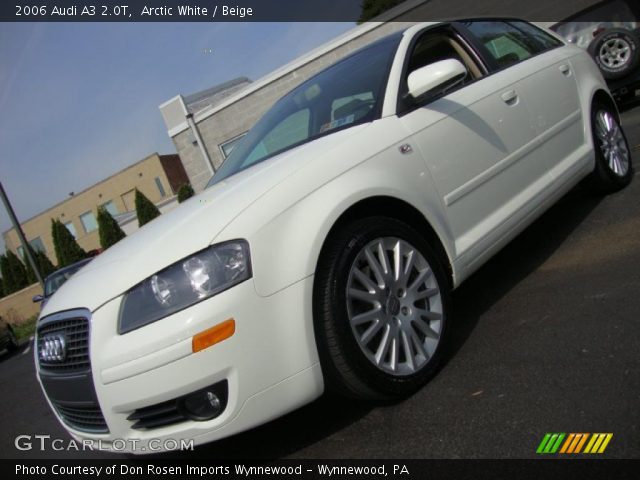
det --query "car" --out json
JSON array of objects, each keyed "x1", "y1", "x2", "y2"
[
  {"x1": 34, "y1": 19, "x2": 632, "y2": 453},
  {"x1": 548, "y1": 0, "x2": 640, "y2": 107},
  {"x1": 0, "y1": 316, "x2": 19, "y2": 354},
  {"x1": 32, "y1": 258, "x2": 93, "y2": 309}
]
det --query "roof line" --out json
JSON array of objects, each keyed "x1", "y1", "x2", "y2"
[{"x1": 2, "y1": 152, "x2": 176, "y2": 235}]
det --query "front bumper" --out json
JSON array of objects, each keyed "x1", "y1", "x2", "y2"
[{"x1": 36, "y1": 276, "x2": 323, "y2": 453}]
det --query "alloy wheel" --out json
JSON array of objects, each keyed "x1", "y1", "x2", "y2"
[
  {"x1": 595, "y1": 110, "x2": 630, "y2": 177},
  {"x1": 346, "y1": 237, "x2": 443, "y2": 376}
]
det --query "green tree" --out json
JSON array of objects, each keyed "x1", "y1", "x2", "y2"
[
  {"x1": 35, "y1": 249, "x2": 56, "y2": 277},
  {"x1": 177, "y1": 183, "x2": 195, "y2": 203},
  {"x1": 0, "y1": 251, "x2": 29, "y2": 294},
  {"x1": 51, "y1": 219, "x2": 87, "y2": 267},
  {"x1": 0, "y1": 275, "x2": 5, "y2": 299},
  {"x1": 19, "y1": 245, "x2": 53, "y2": 284},
  {"x1": 135, "y1": 189, "x2": 161, "y2": 227},
  {"x1": 97, "y1": 206, "x2": 126, "y2": 249},
  {"x1": 358, "y1": 0, "x2": 404, "y2": 23}
]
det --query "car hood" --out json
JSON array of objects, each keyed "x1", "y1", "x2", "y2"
[{"x1": 41, "y1": 125, "x2": 368, "y2": 316}]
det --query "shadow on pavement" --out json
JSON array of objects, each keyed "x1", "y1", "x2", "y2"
[
  {"x1": 446, "y1": 186, "x2": 603, "y2": 362},
  {"x1": 0, "y1": 339, "x2": 31, "y2": 364},
  {"x1": 156, "y1": 392, "x2": 371, "y2": 460}
]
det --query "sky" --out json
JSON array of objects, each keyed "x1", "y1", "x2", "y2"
[{"x1": 0, "y1": 21, "x2": 355, "y2": 248}]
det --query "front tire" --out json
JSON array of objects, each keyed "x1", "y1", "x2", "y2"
[
  {"x1": 313, "y1": 217, "x2": 451, "y2": 401},
  {"x1": 588, "y1": 101, "x2": 633, "y2": 193}
]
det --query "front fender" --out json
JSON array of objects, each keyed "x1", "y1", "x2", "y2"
[{"x1": 216, "y1": 125, "x2": 454, "y2": 298}]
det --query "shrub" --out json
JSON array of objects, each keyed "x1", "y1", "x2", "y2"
[
  {"x1": 97, "y1": 206, "x2": 126, "y2": 249},
  {"x1": 51, "y1": 219, "x2": 87, "y2": 267},
  {"x1": 177, "y1": 183, "x2": 195, "y2": 203},
  {"x1": 135, "y1": 189, "x2": 161, "y2": 227},
  {"x1": 0, "y1": 251, "x2": 29, "y2": 294}
]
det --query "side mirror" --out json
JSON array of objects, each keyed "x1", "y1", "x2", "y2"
[
  {"x1": 32, "y1": 294, "x2": 44, "y2": 303},
  {"x1": 407, "y1": 59, "x2": 468, "y2": 100}
]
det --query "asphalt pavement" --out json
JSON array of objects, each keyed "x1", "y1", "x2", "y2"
[{"x1": 1, "y1": 108, "x2": 639, "y2": 460}]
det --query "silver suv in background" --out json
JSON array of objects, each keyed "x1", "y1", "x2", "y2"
[{"x1": 549, "y1": 0, "x2": 640, "y2": 108}]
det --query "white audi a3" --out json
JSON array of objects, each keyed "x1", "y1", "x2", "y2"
[{"x1": 35, "y1": 20, "x2": 632, "y2": 453}]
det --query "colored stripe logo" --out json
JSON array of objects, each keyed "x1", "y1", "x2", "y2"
[{"x1": 537, "y1": 433, "x2": 613, "y2": 454}]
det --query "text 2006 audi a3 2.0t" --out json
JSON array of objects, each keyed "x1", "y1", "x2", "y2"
[{"x1": 35, "y1": 20, "x2": 632, "y2": 452}]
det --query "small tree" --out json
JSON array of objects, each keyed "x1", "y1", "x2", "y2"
[
  {"x1": 35, "y1": 249, "x2": 56, "y2": 277},
  {"x1": 177, "y1": 183, "x2": 195, "y2": 203},
  {"x1": 51, "y1": 219, "x2": 87, "y2": 267},
  {"x1": 0, "y1": 251, "x2": 29, "y2": 294},
  {"x1": 97, "y1": 206, "x2": 126, "y2": 249},
  {"x1": 135, "y1": 189, "x2": 161, "y2": 227},
  {"x1": 0, "y1": 276, "x2": 4, "y2": 299},
  {"x1": 358, "y1": 0, "x2": 404, "y2": 22}
]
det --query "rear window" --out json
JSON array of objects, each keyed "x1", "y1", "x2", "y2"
[{"x1": 464, "y1": 21, "x2": 562, "y2": 69}]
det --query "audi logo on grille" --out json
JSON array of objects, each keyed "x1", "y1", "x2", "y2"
[{"x1": 40, "y1": 334, "x2": 67, "y2": 362}]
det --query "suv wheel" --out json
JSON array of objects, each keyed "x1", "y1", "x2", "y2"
[{"x1": 588, "y1": 28, "x2": 639, "y2": 80}]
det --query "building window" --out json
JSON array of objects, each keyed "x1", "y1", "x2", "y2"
[
  {"x1": 155, "y1": 177, "x2": 166, "y2": 198},
  {"x1": 219, "y1": 133, "x2": 246, "y2": 159},
  {"x1": 64, "y1": 221, "x2": 78, "y2": 238},
  {"x1": 17, "y1": 237, "x2": 46, "y2": 259},
  {"x1": 80, "y1": 211, "x2": 98, "y2": 233},
  {"x1": 100, "y1": 200, "x2": 118, "y2": 216}
]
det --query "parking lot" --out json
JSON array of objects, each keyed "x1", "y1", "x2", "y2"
[{"x1": 1, "y1": 107, "x2": 639, "y2": 460}]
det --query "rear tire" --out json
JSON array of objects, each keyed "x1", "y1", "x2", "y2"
[
  {"x1": 588, "y1": 101, "x2": 633, "y2": 193},
  {"x1": 313, "y1": 216, "x2": 451, "y2": 401}
]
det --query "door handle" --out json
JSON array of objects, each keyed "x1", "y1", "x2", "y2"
[
  {"x1": 501, "y1": 90, "x2": 518, "y2": 105},
  {"x1": 559, "y1": 64, "x2": 571, "y2": 76}
]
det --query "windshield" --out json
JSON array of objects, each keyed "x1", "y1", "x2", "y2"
[
  {"x1": 44, "y1": 262, "x2": 88, "y2": 297},
  {"x1": 207, "y1": 36, "x2": 401, "y2": 186}
]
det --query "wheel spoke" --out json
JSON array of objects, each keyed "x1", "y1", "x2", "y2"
[
  {"x1": 393, "y1": 240, "x2": 402, "y2": 282},
  {"x1": 364, "y1": 246, "x2": 387, "y2": 288},
  {"x1": 413, "y1": 317, "x2": 440, "y2": 340},
  {"x1": 414, "y1": 287, "x2": 439, "y2": 301},
  {"x1": 375, "y1": 241, "x2": 391, "y2": 283},
  {"x1": 351, "y1": 307, "x2": 381, "y2": 326},
  {"x1": 400, "y1": 330, "x2": 415, "y2": 371},
  {"x1": 409, "y1": 327, "x2": 429, "y2": 360},
  {"x1": 408, "y1": 268, "x2": 432, "y2": 293},
  {"x1": 360, "y1": 318, "x2": 384, "y2": 345},
  {"x1": 348, "y1": 287, "x2": 378, "y2": 304},
  {"x1": 352, "y1": 267, "x2": 378, "y2": 293},
  {"x1": 374, "y1": 325, "x2": 392, "y2": 365}
]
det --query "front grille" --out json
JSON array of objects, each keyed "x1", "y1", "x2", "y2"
[
  {"x1": 52, "y1": 401, "x2": 109, "y2": 433},
  {"x1": 128, "y1": 400, "x2": 185, "y2": 430},
  {"x1": 37, "y1": 316, "x2": 90, "y2": 372}
]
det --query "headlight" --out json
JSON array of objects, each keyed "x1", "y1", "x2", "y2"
[{"x1": 118, "y1": 240, "x2": 251, "y2": 334}]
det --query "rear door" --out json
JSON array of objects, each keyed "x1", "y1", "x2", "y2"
[{"x1": 470, "y1": 21, "x2": 585, "y2": 179}]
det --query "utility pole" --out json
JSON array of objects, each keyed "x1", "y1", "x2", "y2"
[{"x1": 0, "y1": 181, "x2": 44, "y2": 289}]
